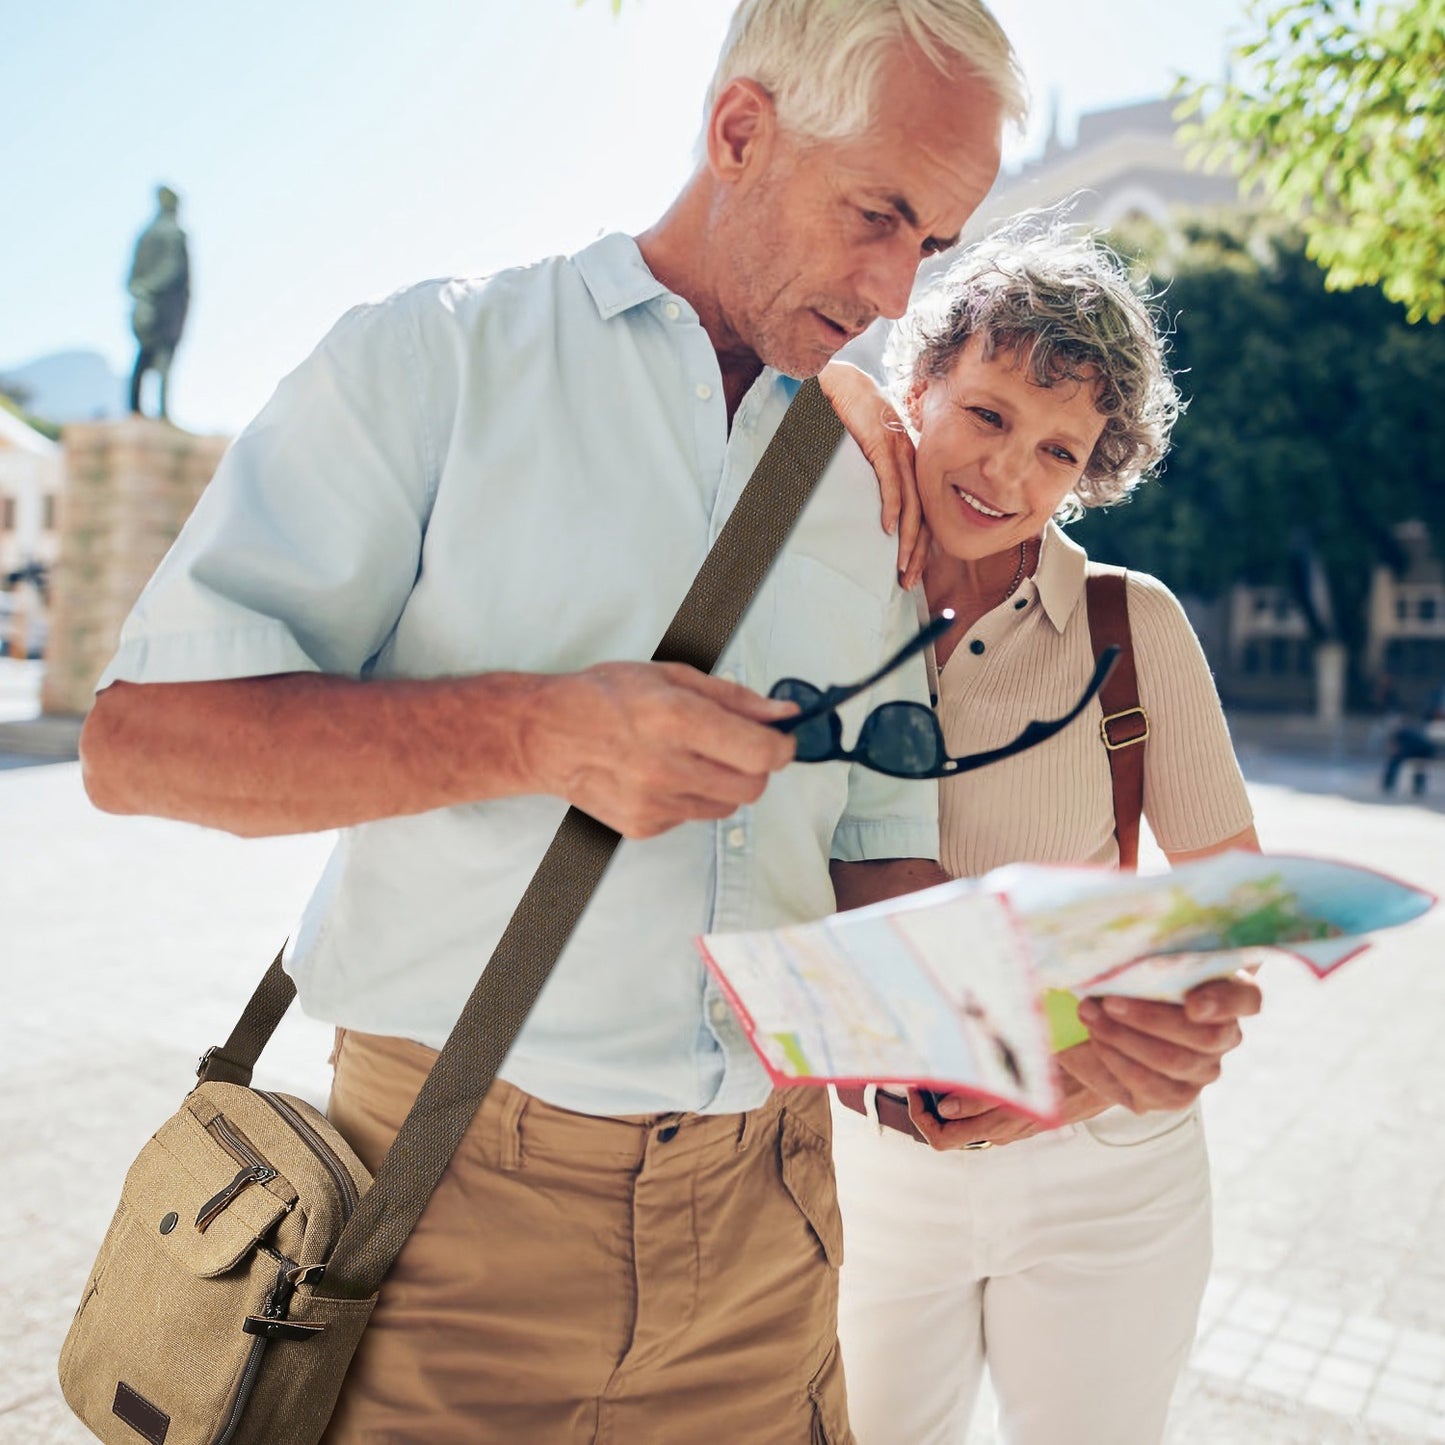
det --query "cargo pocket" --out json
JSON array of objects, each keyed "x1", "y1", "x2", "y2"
[
  {"x1": 808, "y1": 1339, "x2": 855, "y2": 1445},
  {"x1": 779, "y1": 1107, "x2": 844, "y2": 1269}
]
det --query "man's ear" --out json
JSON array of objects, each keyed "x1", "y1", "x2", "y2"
[{"x1": 705, "y1": 78, "x2": 778, "y2": 183}]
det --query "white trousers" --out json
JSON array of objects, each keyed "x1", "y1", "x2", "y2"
[{"x1": 832, "y1": 1094, "x2": 1212, "y2": 1445}]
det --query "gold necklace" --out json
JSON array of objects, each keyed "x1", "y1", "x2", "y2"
[{"x1": 1001, "y1": 540, "x2": 1028, "y2": 602}]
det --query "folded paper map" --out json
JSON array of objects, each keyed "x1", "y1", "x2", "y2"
[{"x1": 696, "y1": 853, "x2": 1434, "y2": 1123}]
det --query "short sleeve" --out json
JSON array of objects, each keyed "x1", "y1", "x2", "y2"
[
  {"x1": 1131, "y1": 574, "x2": 1255, "y2": 853},
  {"x1": 830, "y1": 584, "x2": 941, "y2": 864},
  {"x1": 97, "y1": 287, "x2": 444, "y2": 690}
]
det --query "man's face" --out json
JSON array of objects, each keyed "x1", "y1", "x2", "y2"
[{"x1": 712, "y1": 50, "x2": 1003, "y2": 378}]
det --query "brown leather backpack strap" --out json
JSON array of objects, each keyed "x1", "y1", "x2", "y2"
[{"x1": 1085, "y1": 565, "x2": 1148, "y2": 872}]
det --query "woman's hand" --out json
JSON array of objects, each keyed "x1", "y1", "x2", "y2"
[
  {"x1": 903, "y1": 1051, "x2": 1113, "y2": 1152},
  {"x1": 819, "y1": 360, "x2": 930, "y2": 588}
]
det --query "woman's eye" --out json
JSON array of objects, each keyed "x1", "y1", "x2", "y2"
[
  {"x1": 1048, "y1": 446, "x2": 1078, "y2": 464},
  {"x1": 861, "y1": 209, "x2": 889, "y2": 227},
  {"x1": 970, "y1": 408, "x2": 1001, "y2": 427}
]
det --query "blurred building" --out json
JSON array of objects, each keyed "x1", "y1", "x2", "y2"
[
  {"x1": 0, "y1": 406, "x2": 61, "y2": 657},
  {"x1": 967, "y1": 96, "x2": 1239, "y2": 240}
]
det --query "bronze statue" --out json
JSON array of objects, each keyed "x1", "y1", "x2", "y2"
[{"x1": 127, "y1": 186, "x2": 190, "y2": 420}]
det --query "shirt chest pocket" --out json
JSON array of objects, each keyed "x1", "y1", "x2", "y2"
[{"x1": 754, "y1": 554, "x2": 889, "y2": 738}]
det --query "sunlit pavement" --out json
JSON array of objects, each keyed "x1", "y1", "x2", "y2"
[{"x1": 5, "y1": 721, "x2": 1445, "y2": 1442}]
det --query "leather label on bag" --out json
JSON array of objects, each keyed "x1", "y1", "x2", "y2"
[{"x1": 112, "y1": 1381, "x2": 170, "y2": 1444}]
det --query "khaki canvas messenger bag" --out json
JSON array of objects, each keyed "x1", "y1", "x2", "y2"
[{"x1": 57, "y1": 380, "x2": 844, "y2": 1444}]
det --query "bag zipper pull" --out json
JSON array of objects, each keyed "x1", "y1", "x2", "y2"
[{"x1": 194, "y1": 1163, "x2": 277, "y2": 1232}]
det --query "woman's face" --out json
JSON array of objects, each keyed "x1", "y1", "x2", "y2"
[{"x1": 909, "y1": 335, "x2": 1108, "y2": 562}]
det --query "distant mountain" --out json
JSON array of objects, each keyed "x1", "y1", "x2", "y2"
[{"x1": 0, "y1": 350, "x2": 127, "y2": 425}]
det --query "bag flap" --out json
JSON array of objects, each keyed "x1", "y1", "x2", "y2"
[{"x1": 120, "y1": 1101, "x2": 297, "y2": 1278}]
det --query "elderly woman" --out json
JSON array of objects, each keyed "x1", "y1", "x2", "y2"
[{"x1": 824, "y1": 227, "x2": 1259, "y2": 1445}]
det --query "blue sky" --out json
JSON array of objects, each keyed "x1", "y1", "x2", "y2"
[{"x1": 1, "y1": 0, "x2": 1255, "y2": 433}]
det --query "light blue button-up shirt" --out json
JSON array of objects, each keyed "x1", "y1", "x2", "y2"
[{"x1": 99, "y1": 233, "x2": 938, "y2": 1116}]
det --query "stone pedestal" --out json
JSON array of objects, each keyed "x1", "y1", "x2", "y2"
[
  {"x1": 41, "y1": 418, "x2": 230, "y2": 716},
  {"x1": 1313, "y1": 640, "x2": 1348, "y2": 729}
]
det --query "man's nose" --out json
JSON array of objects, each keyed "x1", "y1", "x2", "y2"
[{"x1": 859, "y1": 244, "x2": 923, "y2": 321}]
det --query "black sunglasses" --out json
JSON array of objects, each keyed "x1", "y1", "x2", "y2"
[{"x1": 769, "y1": 614, "x2": 1120, "y2": 780}]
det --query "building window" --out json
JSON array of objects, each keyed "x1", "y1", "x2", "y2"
[
  {"x1": 1, "y1": 496, "x2": 14, "y2": 532},
  {"x1": 42, "y1": 494, "x2": 56, "y2": 531},
  {"x1": 1420, "y1": 596, "x2": 1438, "y2": 622}
]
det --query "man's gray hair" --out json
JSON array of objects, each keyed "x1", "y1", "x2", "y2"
[
  {"x1": 884, "y1": 216, "x2": 1181, "y2": 518},
  {"x1": 705, "y1": 0, "x2": 1027, "y2": 143}
]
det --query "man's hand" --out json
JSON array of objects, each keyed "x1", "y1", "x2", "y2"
[
  {"x1": 1057, "y1": 972, "x2": 1262, "y2": 1113},
  {"x1": 819, "y1": 361, "x2": 930, "y2": 588},
  {"x1": 524, "y1": 662, "x2": 798, "y2": 838},
  {"x1": 903, "y1": 1057, "x2": 1112, "y2": 1151}
]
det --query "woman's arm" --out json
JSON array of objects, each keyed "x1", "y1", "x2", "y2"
[{"x1": 1164, "y1": 824, "x2": 1260, "y2": 866}]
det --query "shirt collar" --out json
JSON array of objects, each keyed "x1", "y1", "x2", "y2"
[
  {"x1": 1031, "y1": 520, "x2": 1089, "y2": 634},
  {"x1": 574, "y1": 232, "x2": 675, "y2": 321},
  {"x1": 572, "y1": 232, "x2": 801, "y2": 406}
]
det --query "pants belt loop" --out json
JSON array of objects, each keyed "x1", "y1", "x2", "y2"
[
  {"x1": 863, "y1": 1083, "x2": 884, "y2": 1135},
  {"x1": 496, "y1": 1086, "x2": 527, "y2": 1172}
]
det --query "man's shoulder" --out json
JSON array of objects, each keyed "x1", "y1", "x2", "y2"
[
  {"x1": 366, "y1": 252, "x2": 579, "y2": 331},
  {"x1": 786, "y1": 434, "x2": 903, "y2": 603}
]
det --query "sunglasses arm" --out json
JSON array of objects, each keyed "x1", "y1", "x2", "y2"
[
  {"x1": 774, "y1": 613, "x2": 956, "y2": 733},
  {"x1": 939, "y1": 646, "x2": 1120, "y2": 777}
]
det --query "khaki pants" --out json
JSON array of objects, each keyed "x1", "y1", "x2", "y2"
[{"x1": 321, "y1": 1028, "x2": 854, "y2": 1444}]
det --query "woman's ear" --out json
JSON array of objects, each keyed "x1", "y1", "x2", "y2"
[{"x1": 903, "y1": 378, "x2": 927, "y2": 430}]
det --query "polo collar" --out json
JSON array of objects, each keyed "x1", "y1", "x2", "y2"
[
  {"x1": 1031, "y1": 521, "x2": 1090, "y2": 634},
  {"x1": 574, "y1": 232, "x2": 675, "y2": 321}
]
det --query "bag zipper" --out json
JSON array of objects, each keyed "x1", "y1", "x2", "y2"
[
  {"x1": 197, "y1": 1117, "x2": 277, "y2": 1232},
  {"x1": 209, "y1": 1256, "x2": 298, "y2": 1445},
  {"x1": 258, "y1": 1092, "x2": 360, "y2": 1222},
  {"x1": 207, "y1": 1114, "x2": 272, "y2": 1172}
]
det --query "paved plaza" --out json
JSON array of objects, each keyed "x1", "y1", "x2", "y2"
[{"x1": 4, "y1": 662, "x2": 1445, "y2": 1442}]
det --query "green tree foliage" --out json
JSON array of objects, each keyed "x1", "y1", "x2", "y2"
[
  {"x1": 1182, "y1": 0, "x2": 1445, "y2": 322},
  {"x1": 1072, "y1": 219, "x2": 1445, "y2": 663}
]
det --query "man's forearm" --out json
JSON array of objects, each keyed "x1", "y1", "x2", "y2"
[
  {"x1": 81, "y1": 672, "x2": 552, "y2": 838},
  {"x1": 81, "y1": 662, "x2": 798, "y2": 841},
  {"x1": 830, "y1": 856, "x2": 949, "y2": 912}
]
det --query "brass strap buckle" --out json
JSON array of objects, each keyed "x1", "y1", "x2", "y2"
[{"x1": 1100, "y1": 706, "x2": 1149, "y2": 751}]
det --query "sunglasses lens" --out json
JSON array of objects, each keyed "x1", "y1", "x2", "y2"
[
  {"x1": 770, "y1": 679, "x2": 837, "y2": 762},
  {"x1": 857, "y1": 703, "x2": 945, "y2": 777}
]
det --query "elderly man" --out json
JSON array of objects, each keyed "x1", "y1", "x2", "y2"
[{"x1": 81, "y1": 2, "x2": 1256, "y2": 1439}]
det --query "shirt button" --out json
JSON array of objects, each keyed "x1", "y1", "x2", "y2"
[
  {"x1": 709, "y1": 997, "x2": 732, "y2": 1027},
  {"x1": 726, "y1": 825, "x2": 746, "y2": 849},
  {"x1": 663, "y1": 301, "x2": 681, "y2": 320},
  {"x1": 969, "y1": 639, "x2": 986, "y2": 655},
  {"x1": 695, "y1": 383, "x2": 713, "y2": 401},
  {"x1": 656, "y1": 1121, "x2": 680, "y2": 1143},
  {"x1": 1014, "y1": 597, "x2": 1028, "y2": 610}
]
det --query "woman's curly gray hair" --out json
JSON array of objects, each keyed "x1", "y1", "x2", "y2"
[{"x1": 883, "y1": 217, "x2": 1181, "y2": 520}]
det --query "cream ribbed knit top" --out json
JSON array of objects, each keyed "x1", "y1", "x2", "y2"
[{"x1": 929, "y1": 523, "x2": 1253, "y2": 877}]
